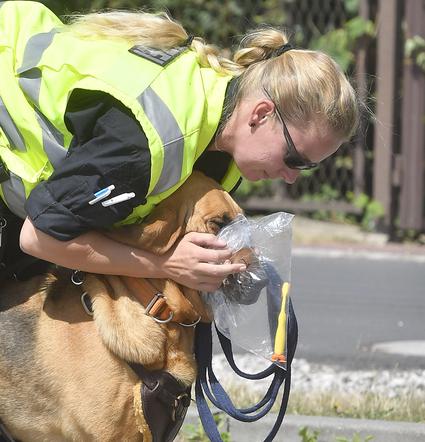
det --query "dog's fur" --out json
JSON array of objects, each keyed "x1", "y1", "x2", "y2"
[{"x1": 0, "y1": 172, "x2": 243, "y2": 442}]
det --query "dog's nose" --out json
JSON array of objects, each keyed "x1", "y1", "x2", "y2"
[{"x1": 222, "y1": 251, "x2": 269, "y2": 305}]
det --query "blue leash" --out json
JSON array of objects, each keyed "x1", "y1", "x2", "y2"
[{"x1": 195, "y1": 321, "x2": 294, "y2": 441}]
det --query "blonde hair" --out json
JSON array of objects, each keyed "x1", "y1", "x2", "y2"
[{"x1": 67, "y1": 11, "x2": 359, "y2": 140}]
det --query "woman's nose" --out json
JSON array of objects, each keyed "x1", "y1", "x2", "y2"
[{"x1": 281, "y1": 169, "x2": 300, "y2": 184}]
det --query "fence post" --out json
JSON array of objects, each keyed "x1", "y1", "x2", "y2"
[
  {"x1": 399, "y1": 0, "x2": 425, "y2": 232},
  {"x1": 353, "y1": 0, "x2": 374, "y2": 196},
  {"x1": 373, "y1": 0, "x2": 403, "y2": 231}
]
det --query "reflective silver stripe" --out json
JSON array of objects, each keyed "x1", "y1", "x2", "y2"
[
  {"x1": 18, "y1": 68, "x2": 42, "y2": 107},
  {"x1": 138, "y1": 87, "x2": 184, "y2": 195},
  {"x1": 0, "y1": 2, "x2": 5, "y2": 10},
  {"x1": 17, "y1": 71, "x2": 67, "y2": 167},
  {"x1": 17, "y1": 30, "x2": 58, "y2": 75},
  {"x1": 1, "y1": 172, "x2": 27, "y2": 219},
  {"x1": 35, "y1": 109, "x2": 66, "y2": 168},
  {"x1": 0, "y1": 96, "x2": 26, "y2": 151}
]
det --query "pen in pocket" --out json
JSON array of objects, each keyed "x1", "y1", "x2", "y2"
[
  {"x1": 88, "y1": 185, "x2": 115, "y2": 205},
  {"x1": 101, "y1": 192, "x2": 136, "y2": 207}
]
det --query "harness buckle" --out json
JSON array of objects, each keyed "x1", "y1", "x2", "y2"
[
  {"x1": 171, "y1": 392, "x2": 191, "y2": 422},
  {"x1": 145, "y1": 293, "x2": 174, "y2": 324}
]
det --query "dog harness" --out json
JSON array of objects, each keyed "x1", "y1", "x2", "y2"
[{"x1": 74, "y1": 269, "x2": 196, "y2": 442}]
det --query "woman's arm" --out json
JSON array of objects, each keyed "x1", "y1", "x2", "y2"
[{"x1": 20, "y1": 217, "x2": 245, "y2": 292}]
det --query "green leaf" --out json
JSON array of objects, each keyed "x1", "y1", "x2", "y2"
[{"x1": 344, "y1": 0, "x2": 360, "y2": 15}]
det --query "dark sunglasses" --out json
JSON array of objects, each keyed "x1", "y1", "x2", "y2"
[{"x1": 263, "y1": 89, "x2": 318, "y2": 170}]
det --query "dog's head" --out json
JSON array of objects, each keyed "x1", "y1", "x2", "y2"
[
  {"x1": 109, "y1": 171, "x2": 243, "y2": 254},
  {"x1": 93, "y1": 172, "x2": 257, "y2": 383}
]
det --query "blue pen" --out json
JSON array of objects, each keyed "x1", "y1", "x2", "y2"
[{"x1": 89, "y1": 185, "x2": 115, "y2": 205}]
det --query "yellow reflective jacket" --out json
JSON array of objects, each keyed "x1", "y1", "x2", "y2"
[{"x1": 0, "y1": 1, "x2": 241, "y2": 222}]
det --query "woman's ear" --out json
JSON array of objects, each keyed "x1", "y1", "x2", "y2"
[{"x1": 250, "y1": 100, "x2": 275, "y2": 127}]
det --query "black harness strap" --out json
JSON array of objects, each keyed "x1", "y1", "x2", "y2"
[
  {"x1": 0, "y1": 419, "x2": 16, "y2": 442},
  {"x1": 128, "y1": 362, "x2": 191, "y2": 442}
]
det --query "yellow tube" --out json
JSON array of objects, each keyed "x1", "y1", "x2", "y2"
[{"x1": 271, "y1": 282, "x2": 290, "y2": 363}]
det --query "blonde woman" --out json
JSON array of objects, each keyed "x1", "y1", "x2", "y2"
[{"x1": 0, "y1": 1, "x2": 358, "y2": 290}]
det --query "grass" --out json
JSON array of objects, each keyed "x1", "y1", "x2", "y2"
[
  {"x1": 287, "y1": 390, "x2": 425, "y2": 422},
  {"x1": 213, "y1": 385, "x2": 425, "y2": 423}
]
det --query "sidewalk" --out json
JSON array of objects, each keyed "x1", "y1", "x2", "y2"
[
  {"x1": 291, "y1": 216, "x2": 425, "y2": 257},
  {"x1": 183, "y1": 408, "x2": 425, "y2": 442}
]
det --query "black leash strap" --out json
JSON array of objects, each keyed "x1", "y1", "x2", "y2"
[
  {"x1": 195, "y1": 322, "x2": 293, "y2": 441},
  {"x1": 0, "y1": 419, "x2": 15, "y2": 442}
]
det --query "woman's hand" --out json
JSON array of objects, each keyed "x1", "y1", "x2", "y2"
[
  {"x1": 20, "y1": 218, "x2": 245, "y2": 292},
  {"x1": 158, "y1": 232, "x2": 246, "y2": 292}
]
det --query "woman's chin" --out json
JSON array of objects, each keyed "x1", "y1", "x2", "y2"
[{"x1": 243, "y1": 171, "x2": 263, "y2": 181}]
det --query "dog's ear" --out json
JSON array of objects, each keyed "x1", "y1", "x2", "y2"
[
  {"x1": 106, "y1": 203, "x2": 190, "y2": 255},
  {"x1": 134, "y1": 205, "x2": 187, "y2": 254}
]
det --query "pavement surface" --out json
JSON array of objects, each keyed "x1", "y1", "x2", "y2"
[
  {"x1": 291, "y1": 250, "x2": 425, "y2": 370},
  {"x1": 291, "y1": 216, "x2": 425, "y2": 365}
]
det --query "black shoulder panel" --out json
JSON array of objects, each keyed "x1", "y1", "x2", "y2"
[{"x1": 128, "y1": 46, "x2": 188, "y2": 67}]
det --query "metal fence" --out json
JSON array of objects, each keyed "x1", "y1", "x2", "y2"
[
  {"x1": 237, "y1": 0, "x2": 425, "y2": 236},
  {"x1": 238, "y1": 0, "x2": 366, "y2": 219}
]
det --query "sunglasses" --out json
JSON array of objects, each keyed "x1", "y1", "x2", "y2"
[{"x1": 263, "y1": 89, "x2": 318, "y2": 170}]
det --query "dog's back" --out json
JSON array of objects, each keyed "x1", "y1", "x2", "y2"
[{"x1": 0, "y1": 274, "x2": 143, "y2": 442}]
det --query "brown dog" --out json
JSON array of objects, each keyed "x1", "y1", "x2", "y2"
[{"x1": 0, "y1": 172, "x2": 244, "y2": 442}]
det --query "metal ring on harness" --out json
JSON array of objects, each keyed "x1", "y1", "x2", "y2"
[
  {"x1": 179, "y1": 315, "x2": 202, "y2": 327},
  {"x1": 145, "y1": 293, "x2": 174, "y2": 324},
  {"x1": 80, "y1": 291, "x2": 94, "y2": 316},
  {"x1": 171, "y1": 392, "x2": 191, "y2": 421},
  {"x1": 71, "y1": 270, "x2": 85, "y2": 286},
  {"x1": 151, "y1": 310, "x2": 174, "y2": 324}
]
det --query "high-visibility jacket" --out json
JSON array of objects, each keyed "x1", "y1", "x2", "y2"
[{"x1": 0, "y1": 1, "x2": 241, "y2": 222}]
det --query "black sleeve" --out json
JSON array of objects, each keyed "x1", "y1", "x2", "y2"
[{"x1": 25, "y1": 89, "x2": 152, "y2": 241}]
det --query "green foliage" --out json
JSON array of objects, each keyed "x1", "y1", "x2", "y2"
[
  {"x1": 299, "y1": 426, "x2": 320, "y2": 442},
  {"x1": 39, "y1": 0, "x2": 289, "y2": 48},
  {"x1": 405, "y1": 35, "x2": 425, "y2": 71},
  {"x1": 301, "y1": 184, "x2": 343, "y2": 223},
  {"x1": 348, "y1": 192, "x2": 385, "y2": 231},
  {"x1": 298, "y1": 426, "x2": 375, "y2": 442},
  {"x1": 343, "y1": 0, "x2": 360, "y2": 15},
  {"x1": 310, "y1": 16, "x2": 375, "y2": 71},
  {"x1": 234, "y1": 178, "x2": 275, "y2": 201},
  {"x1": 181, "y1": 413, "x2": 231, "y2": 442}
]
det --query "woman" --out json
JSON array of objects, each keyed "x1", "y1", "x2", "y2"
[{"x1": 0, "y1": 1, "x2": 358, "y2": 291}]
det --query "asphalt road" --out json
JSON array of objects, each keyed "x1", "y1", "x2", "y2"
[
  {"x1": 211, "y1": 248, "x2": 425, "y2": 370},
  {"x1": 290, "y1": 249, "x2": 425, "y2": 370}
]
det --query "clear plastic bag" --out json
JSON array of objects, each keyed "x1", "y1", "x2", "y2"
[{"x1": 202, "y1": 212, "x2": 294, "y2": 369}]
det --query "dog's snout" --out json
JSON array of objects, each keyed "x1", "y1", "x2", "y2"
[
  {"x1": 230, "y1": 248, "x2": 255, "y2": 267},
  {"x1": 221, "y1": 248, "x2": 269, "y2": 305}
]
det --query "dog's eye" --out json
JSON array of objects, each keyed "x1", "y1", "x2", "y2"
[{"x1": 207, "y1": 217, "x2": 227, "y2": 232}]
